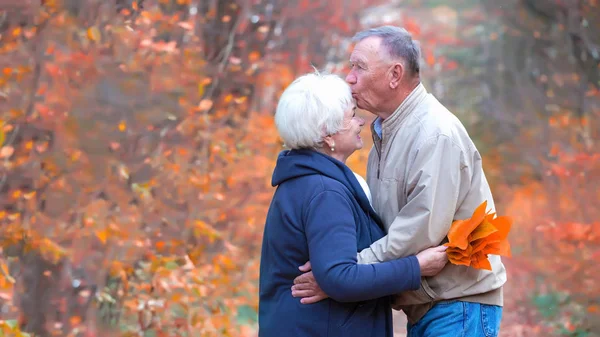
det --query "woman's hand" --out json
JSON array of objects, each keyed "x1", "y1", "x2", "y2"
[{"x1": 416, "y1": 245, "x2": 449, "y2": 277}]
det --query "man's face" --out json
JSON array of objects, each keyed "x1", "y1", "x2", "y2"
[{"x1": 345, "y1": 37, "x2": 391, "y2": 114}]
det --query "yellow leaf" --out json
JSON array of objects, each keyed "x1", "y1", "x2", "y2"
[
  {"x1": 0, "y1": 261, "x2": 15, "y2": 284},
  {"x1": 38, "y1": 238, "x2": 68, "y2": 263},
  {"x1": 0, "y1": 121, "x2": 4, "y2": 146},
  {"x1": 96, "y1": 229, "x2": 108, "y2": 244},
  {"x1": 87, "y1": 26, "x2": 101, "y2": 41},
  {"x1": 118, "y1": 120, "x2": 126, "y2": 132},
  {"x1": 194, "y1": 220, "x2": 222, "y2": 242}
]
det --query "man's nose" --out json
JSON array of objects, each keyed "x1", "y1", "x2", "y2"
[{"x1": 345, "y1": 72, "x2": 356, "y2": 84}]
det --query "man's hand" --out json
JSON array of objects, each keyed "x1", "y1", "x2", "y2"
[
  {"x1": 416, "y1": 245, "x2": 449, "y2": 277},
  {"x1": 291, "y1": 261, "x2": 329, "y2": 304}
]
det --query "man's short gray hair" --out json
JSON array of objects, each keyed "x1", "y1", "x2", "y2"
[
  {"x1": 275, "y1": 71, "x2": 353, "y2": 150},
  {"x1": 352, "y1": 26, "x2": 421, "y2": 76}
]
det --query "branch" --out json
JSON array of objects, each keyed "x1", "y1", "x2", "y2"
[
  {"x1": 23, "y1": 17, "x2": 51, "y2": 119},
  {"x1": 207, "y1": 2, "x2": 246, "y2": 98}
]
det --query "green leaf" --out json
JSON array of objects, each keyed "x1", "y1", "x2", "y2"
[
  {"x1": 164, "y1": 260, "x2": 179, "y2": 270},
  {"x1": 143, "y1": 330, "x2": 157, "y2": 337},
  {"x1": 557, "y1": 326, "x2": 589, "y2": 337},
  {"x1": 531, "y1": 292, "x2": 563, "y2": 318},
  {"x1": 4, "y1": 320, "x2": 18, "y2": 329},
  {"x1": 236, "y1": 304, "x2": 257, "y2": 324}
]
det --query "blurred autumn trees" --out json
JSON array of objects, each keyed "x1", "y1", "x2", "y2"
[
  {"x1": 488, "y1": 1, "x2": 600, "y2": 334},
  {"x1": 1, "y1": 0, "x2": 599, "y2": 336},
  {"x1": 0, "y1": 0, "x2": 381, "y2": 336},
  {"x1": 479, "y1": 0, "x2": 599, "y2": 179},
  {"x1": 397, "y1": 0, "x2": 600, "y2": 334}
]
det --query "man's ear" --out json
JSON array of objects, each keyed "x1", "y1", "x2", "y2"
[{"x1": 389, "y1": 62, "x2": 404, "y2": 89}]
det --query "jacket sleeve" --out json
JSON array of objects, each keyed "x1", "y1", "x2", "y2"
[
  {"x1": 305, "y1": 189, "x2": 421, "y2": 303},
  {"x1": 358, "y1": 135, "x2": 467, "y2": 263}
]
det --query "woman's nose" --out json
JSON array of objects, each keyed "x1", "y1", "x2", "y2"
[{"x1": 358, "y1": 117, "x2": 365, "y2": 126}]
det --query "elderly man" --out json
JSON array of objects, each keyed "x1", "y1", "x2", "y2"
[{"x1": 292, "y1": 26, "x2": 507, "y2": 336}]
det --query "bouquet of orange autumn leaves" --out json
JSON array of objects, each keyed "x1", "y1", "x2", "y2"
[{"x1": 445, "y1": 201, "x2": 512, "y2": 271}]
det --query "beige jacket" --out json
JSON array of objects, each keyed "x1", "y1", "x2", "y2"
[{"x1": 356, "y1": 84, "x2": 507, "y2": 324}]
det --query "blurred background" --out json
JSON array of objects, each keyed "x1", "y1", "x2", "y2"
[{"x1": 0, "y1": 0, "x2": 598, "y2": 336}]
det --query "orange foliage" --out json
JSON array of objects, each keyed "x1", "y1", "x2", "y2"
[
  {"x1": 491, "y1": 107, "x2": 600, "y2": 333},
  {"x1": 445, "y1": 201, "x2": 512, "y2": 270},
  {"x1": 0, "y1": 0, "x2": 386, "y2": 336}
]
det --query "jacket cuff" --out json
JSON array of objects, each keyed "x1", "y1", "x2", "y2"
[{"x1": 407, "y1": 255, "x2": 421, "y2": 291}]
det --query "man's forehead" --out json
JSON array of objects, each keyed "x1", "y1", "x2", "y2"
[
  {"x1": 350, "y1": 37, "x2": 384, "y2": 61},
  {"x1": 349, "y1": 53, "x2": 368, "y2": 63}
]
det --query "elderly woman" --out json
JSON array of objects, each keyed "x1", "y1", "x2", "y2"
[{"x1": 258, "y1": 72, "x2": 447, "y2": 337}]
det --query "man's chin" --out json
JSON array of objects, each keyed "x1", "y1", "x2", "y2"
[{"x1": 356, "y1": 103, "x2": 374, "y2": 113}]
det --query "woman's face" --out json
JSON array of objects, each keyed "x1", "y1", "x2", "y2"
[{"x1": 328, "y1": 106, "x2": 365, "y2": 161}]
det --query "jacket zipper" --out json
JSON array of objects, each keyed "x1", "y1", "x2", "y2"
[
  {"x1": 374, "y1": 135, "x2": 382, "y2": 179},
  {"x1": 371, "y1": 121, "x2": 383, "y2": 179}
]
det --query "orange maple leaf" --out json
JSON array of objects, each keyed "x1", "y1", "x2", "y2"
[{"x1": 445, "y1": 201, "x2": 513, "y2": 270}]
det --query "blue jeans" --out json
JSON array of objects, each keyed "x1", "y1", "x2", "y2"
[{"x1": 406, "y1": 301, "x2": 502, "y2": 337}]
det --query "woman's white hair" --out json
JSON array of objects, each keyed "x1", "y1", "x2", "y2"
[{"x1": 275, "y1": 71, "x2": 353, "y2": 149}]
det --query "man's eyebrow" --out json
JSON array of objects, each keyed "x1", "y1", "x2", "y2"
[{"x1": 350, "y1": 59, "x2": 367, "y2": 67}]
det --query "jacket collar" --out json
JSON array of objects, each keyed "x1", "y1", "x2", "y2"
[{"x1": 373, "y1": 83, "x2": 428, "y2": 138}]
